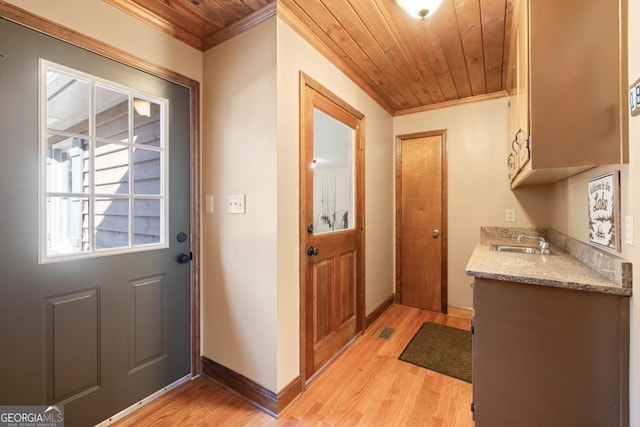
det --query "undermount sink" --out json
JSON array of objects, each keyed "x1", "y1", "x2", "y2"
[{"x1": 492, "y1": 244, "x2": 553, "y2": 255}]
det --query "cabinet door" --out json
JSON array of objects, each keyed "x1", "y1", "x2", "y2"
[
  {"x1": 507, "y1": 92, "x2": 519, "y2": 181},
  {"x1": 529, "y1": 0, "x2": 623, "y2": 168},
  {"x1": 508, "y1": 0, "x2": 530, "y2": 181},
  {"x1": 511, "y1": 0, "x2": 626, "y2": 187},
  {"x1": 515, "y1": 0, "x2": 530, "y2": 170},
  {"x1": 473, "y1": 278, "x2": 628, "y2": 427}
]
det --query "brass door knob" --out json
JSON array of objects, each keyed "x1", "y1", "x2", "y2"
[{"x1": 432, "y1": 229, "x2": 440, "y2": 238}]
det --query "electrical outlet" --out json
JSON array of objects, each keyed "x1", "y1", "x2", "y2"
[
  {"x1": 625, "y1": 215, "x2": 634, "y2": 245},
  {"x1": 505, "y1": 209, "x2": 516, "y2": 222},
  {"x1": 227, "y1": 194, "x2": 246, "y2": 214}
]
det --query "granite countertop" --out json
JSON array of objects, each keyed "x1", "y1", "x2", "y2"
[{"x1": 465, "y1": 234, "x2": 632, "y2": 297}]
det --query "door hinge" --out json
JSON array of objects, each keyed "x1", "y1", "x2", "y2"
[
  {"x1": 470, "y1": 325, "x2": 475, "y2": 335},
  {"x1": 359, "y1": 137, "x2": 364, "y2": 151},
  {"x1": 471, "y1": 402, "x2": 475, "y2": 412}
]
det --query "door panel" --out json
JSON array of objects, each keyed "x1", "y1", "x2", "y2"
[
  {"x1": 338, "y1": 251, "x2": 356, "y2": 323},
  {"x1": 397, "y1": 133, "x2": 447, "y2": 313},
  {"x1": 309, "y1": 227, "x2": 359, "y2": 377},
  {"x1": 313, "y1": 258, "x2": 334, "y2": 343},
  {"x1": 45, "y1": 290, "x2": 100, "y2": 403},
  {"x1": 129, "y1": 275, "x2": 167, "y2": 372},
  {"x1": 301, "y1": 76, "x2": 364, "y2": 381},
  {"x1": 0, "y1": 18, "x2": 190, "y2": 426},
  {"x1": 311, "y1": 242, "x2": 358, "y2": 374}
]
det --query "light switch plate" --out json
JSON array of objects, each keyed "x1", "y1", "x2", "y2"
[
  {"x1": 227, "y1": 194, "x2": 246, "y2": 214},
  {"x1": 625, "y1": 215, "x2": 634, "y2": 245},
  {"x1": 205, "y1": 194, "x2": 214, "y2": 213},
  {"x1": 505, "y1": 209, "x2": 516, "y2": 222}
]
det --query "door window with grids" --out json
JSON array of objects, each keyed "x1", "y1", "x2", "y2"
[{"x1": 40, "y1": 61, "x2": 168, "y2": 262}]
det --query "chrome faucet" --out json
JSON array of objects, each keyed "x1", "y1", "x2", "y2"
[
  {"x1": 516, "y1": 234, "x2": 550, "y2": 254},
  {"x1": 516, "y1": 234, "x2": 545, "y2": 244}
]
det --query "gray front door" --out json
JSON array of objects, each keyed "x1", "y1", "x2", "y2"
[{"x1": 0, "y1": 18, "x2": 191, "y2": 426}]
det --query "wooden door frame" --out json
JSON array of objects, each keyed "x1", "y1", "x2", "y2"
[
  {"x1": 299, "y1": 72, "x2": 366, "y2": 384},
  {"x1": 1, "y1": 3, "x2": 202, "y2": 376},
  {"x1": 395, "y1": 130, "x2": 448, "y2": 313}
]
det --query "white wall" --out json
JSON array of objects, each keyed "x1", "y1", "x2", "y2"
[
  {"x1": 276, "y1": 17, "x2": 395, "y2": 390},
  {"x1": 394, "y1": 98, "x2": 549, "y2": 308},
  {"x1": 201, "y1": 18, "x2": 278, "y2": 391},
  {"x1": 5, "y1": 0, "x2": 203, "y2": 83}
]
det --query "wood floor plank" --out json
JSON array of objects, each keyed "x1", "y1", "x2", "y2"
[{"x1": 113, "y1": 304, "x2": 473, "y2": 426}]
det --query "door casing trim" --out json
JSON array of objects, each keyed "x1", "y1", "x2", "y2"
[
  {"x1": 395, "y1": 130, "x2": 448, "y2": 313},
  {"x1": 298, "y1": 71, "x2": 366, "y2": 384},
  {"x1": 1, "y1": 2, "x2": 202, "y2": 376}
]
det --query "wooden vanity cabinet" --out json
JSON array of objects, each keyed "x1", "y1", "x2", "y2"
[
  {"x1": 508, "y1": 0, "x2": 628, "y2": 188},
  {"x1": 472, "y1": 278, "x2": 629, "y2": 427}
]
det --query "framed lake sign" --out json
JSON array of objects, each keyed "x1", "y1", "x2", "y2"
[{"x1": 588, "y1": 171, "x2": 621, "y2": 251}]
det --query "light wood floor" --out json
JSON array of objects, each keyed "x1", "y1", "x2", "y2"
[{"x1": 114, "y1": 304, "x2": 474, "y2": 426}]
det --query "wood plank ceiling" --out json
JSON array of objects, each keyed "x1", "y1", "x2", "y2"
[{"x1": 105, "y1": 0, "x2": 515, "y2": 115}]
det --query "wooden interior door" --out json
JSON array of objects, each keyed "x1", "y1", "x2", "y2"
[
  {"x1": 300, "y1": 74, "x2": 364, "y2": 381},
  {"x1": 396, "y1": 131, "x2": 447, "y2": 313}
]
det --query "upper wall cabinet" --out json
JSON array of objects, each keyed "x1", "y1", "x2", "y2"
[{"x1": 508, "y1": 0, "x2": 628, "y2": 188}]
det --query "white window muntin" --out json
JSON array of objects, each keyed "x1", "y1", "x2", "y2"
[{"x1": 39, "y1": 60, "x2": 169, "y2": 263}]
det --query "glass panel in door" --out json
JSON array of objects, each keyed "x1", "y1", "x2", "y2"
[{"x1": 312, "y1": 108, "x2": 355, "y2": 234}]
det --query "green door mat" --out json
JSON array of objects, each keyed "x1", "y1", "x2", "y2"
[{"x1": 399, "y1": 322, "x2": 472, "y2": 383}]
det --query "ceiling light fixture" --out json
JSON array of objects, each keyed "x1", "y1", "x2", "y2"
[
  {"x1": 133, "y1": 99, "x2": 151, "y2": 117},
  {"x1": 397, "y1": 0, "x2": 443, "y2": 19}
]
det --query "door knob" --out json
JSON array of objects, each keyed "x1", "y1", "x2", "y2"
[
  {"x1": 306, "y1": 246, "x2": 319, "y2": 256},
  {"x1": 432, "y1": 229, "x2": 440, "y2": 238},
  {"x1": 177, "y1": 252, "x2": 192, "y2": 264}
]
